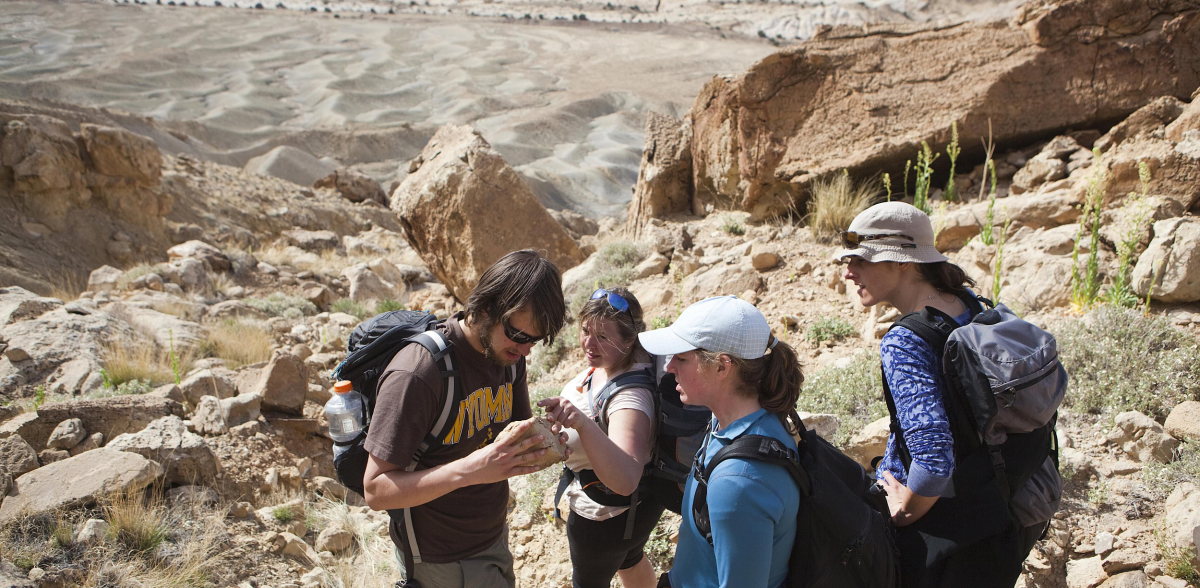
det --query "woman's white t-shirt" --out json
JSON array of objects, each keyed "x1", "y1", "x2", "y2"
[{"x1": 559, "y1": 362, "x2": 656, "y2": 521}]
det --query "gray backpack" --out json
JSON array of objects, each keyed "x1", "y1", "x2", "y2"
[{"x1": 885, "y1": 295, "x2": 1066, "y2": 529}]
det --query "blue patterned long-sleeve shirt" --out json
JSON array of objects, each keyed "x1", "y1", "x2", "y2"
[{"x1": 876, "y1": 309, "x2": 972, "y2": 497}]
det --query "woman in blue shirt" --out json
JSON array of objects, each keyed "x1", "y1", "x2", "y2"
[
  {"x1": 837, "y1": 202, "x2": 1025, "y2": 587},
  {"x1": 638, "y1": 295, "x2": 804, "y2": 588}
]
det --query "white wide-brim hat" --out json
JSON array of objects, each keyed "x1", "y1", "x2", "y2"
[
  {"x1": 638, "y1": 296, "x2": 771, "y2": 360},
  {"x1": 834, "y1": 201, "x2": 948, "y2": 264}
]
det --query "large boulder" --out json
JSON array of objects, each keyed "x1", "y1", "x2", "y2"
[
  {"x1": 0, "y1": 449, "x2": 163, "y2": 524},
  {"x1": 1164, "y1": 484, "x2": 1200, "y2": 570},
  {"x1": 0, "y1": 395, "x2": 185, "y2": 452},
  {"x1": 315, "y1": 168, "x2": 388, "y2": 205},
  {"x1": 394, "y1": 124, "x2": 585, "y2": 303},
  {"x1": 78, "y1": 123, "x2": 162, "y2": 187},
  {"x1": 0, "y1": 307, "x2": 132, "y2": 397},
  {"x1": 178, "y1": 367, "x2": 238, "y2": 407},
  {"x1": 108, "y1": 302, "x2": 205, "y2": 354},
  {"x1": 1132, "y1": 218, "x2": 1200, "y2": 302},
  {"x1": 953, "y1": 225, "x2": 1081, "y2": 311},
  {"x1": 0, "y1": 286, "x2": 63, "y2": 326},
  {"x1": 1105, "y1": 410, "x2": 1179, "y2": 463},
  {"x1": 1165, "y1": 401, "x2": 1200, "y2": 442},
  {"x1": 681, "y1": 263, "x2": 763, "y2": 304},
  {"x1": 843, "y1": 416, "x2": 891, "y2": 470},
  {"x1": 221, "y1": 393, "x2": 262, "y2": 428},
  {"x1": 244, "y1": 145, "x2": 337, "y2": 187},
  {"x1": 252, "y1": 352, "x2": 309, "y2": 415},
  {"x1": 0, "y1": 435, "x2": 39, "y2": 476},
  {"x1": 167, "y1": 240, "x2": 231, "y2": 272},
  {"x1": 625, "y1": 112, "x2": 694, "y2": 236},
  {"x1": 341, "y1": 264, "x2": 404, "y2": 303},
  {"x1": 283, "y1": 229, "x2": 341, "y2": 252},
  {"x1": 1095, "y1": 96, "x2": 1189, "y2": 152},
  {"x1": 682, "y1": 2, "x2": 1200, "y2": 220},
  {"x1": 106, "y1": 416, "x2": 220, "y2": 486},
  {"x1": 46, "y1": 418, "x2": 87, "y2": 450}
]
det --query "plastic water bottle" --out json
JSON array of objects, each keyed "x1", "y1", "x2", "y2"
[{"x1": 326, "y1": 380, "x2": 364, "y2": 457}]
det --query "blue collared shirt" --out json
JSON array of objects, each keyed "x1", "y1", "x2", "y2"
[{"x1": 670, "y1": 409, "x2": 800, "y2": 588}]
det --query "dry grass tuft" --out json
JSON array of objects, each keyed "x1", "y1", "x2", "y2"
[
  {"x1": 44, "y1": 268, "x2": 88, "y2": 301},
  {"x1": 104, "y1": 489, "x2": 169, "y2": 554},
  {"x1": 102, "y1": 340, "x2": 184, "y2": 388},
  {"x1": 306, "y1": 495, "x2": 397, "y2": 588},
  {"x1": 197, "y1": 319, "x2": 273, "y2": 369},
  {"x1": 806, "y1": 171, "x2": 880, "y2": 242}
]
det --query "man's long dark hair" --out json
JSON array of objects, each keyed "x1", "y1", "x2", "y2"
[{"x1": 465, "y1": 249, "x2": 568, "y2": 345}]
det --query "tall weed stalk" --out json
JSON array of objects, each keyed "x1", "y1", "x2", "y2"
[
  {"x1": 1103, "y1": 161, "x2": 1152, "y2": 308},
  {"x1": 1070, "y1": 148, "x2": 1106, "y2": 310},
  {"x1": 943, "y1": 122, "x2": 961, "y2": 202},
  {"x1": 911, "y1": 142, "x2": 939, "y2": 215},
  {"x1": 992, "y1": 215, "x2": 1011, "y2": 304}
]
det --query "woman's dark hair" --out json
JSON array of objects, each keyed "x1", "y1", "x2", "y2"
[
  {"x1": 465, "y1": 250, "x2": 568, "y2": 345},
  {"x1": 578, "y1": 287, "x2": 645, "y2": 373},
  {"x1": 696, "y1": 336, "x2": 804, "y2": 432},
  {"x1": 918, "y1": 261, "x2": 976, "y2": 297}
]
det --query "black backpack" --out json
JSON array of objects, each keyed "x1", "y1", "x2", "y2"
[
  {"x1": 690, "y1": 416, "x2": 898, "y2": 588},
  {"x1": 552, "y1": 360, "x2": 711, "y2": 538},
  {"x1": 883, "y1": 294, "x2": 1065, "y2": 533},
  {"x1": 328, "y1": 310, "x2": 457, "y2": 498}
]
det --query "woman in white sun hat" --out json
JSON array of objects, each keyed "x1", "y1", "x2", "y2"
[
  {"x1": 837, "y1": 201, "x2": 1032, "y2": 587},
  {"x1": 638, "y1": 295, "x2": 803, "y2": 588}
]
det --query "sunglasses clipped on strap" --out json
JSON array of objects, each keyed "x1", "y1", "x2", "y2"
[
  {"x1": 841, "y1": 231, "x2": 918, "y2": 249},
  {"x1": 590, "y1": 288, "x2": 630, "y2": 313}
]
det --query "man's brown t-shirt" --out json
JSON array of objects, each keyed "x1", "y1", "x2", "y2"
[{"x1": 364, "y1": 315, "x2": 532, "y2": 563}]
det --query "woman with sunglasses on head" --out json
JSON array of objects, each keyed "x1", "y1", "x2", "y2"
[
  {"x1": 639, "y1": 295, "x2": 803, "y2": 588},
  {"x1": 838, "y1": 202, "x2": 1030, "y2": 587},
  {"x1": 537, "y1": 287, "x2": 664, "y2": 588}
]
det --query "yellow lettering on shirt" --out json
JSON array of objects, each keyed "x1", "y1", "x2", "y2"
[{"x1": 443, "y1": 381, "x2": 514, "y2": 446}]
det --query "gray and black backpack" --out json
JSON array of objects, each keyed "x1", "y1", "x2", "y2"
[{"x1": 885, "y1": 294, "x2": 1066, "y2": 533}]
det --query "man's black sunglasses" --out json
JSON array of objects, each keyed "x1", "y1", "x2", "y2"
[{"x1": 503, "y1": 320, "x2": 545, "y2": 345}]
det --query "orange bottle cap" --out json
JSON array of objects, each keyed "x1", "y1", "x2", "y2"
[{"x1": 333, "y1": 381, "x2": 353, "y2": 394}]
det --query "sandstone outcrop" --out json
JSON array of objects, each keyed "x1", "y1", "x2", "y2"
[
  {"x1": 394, "y1": 124, "x2": 584, "y2": 302},
  {"x1": 1132, "y1": 218, "x2": 1200, "y2": 302},
  {"x1": 0, "y1": 306, "x2": 134, "y2": 397},
  {"x1": 1, "y1": 395, "x2": 185, "y2": 451},
  {"x1": 314, "y1": 168, "x2": 388, "y2": 205},
  {"x1": 106, "y1": 416, "x2": 220, "y2": 486},
  {"x1": 0, "y1": 449, "x2": 163, "y2": 524},
  {"x1": 665, "y1": 1, "x2": 1200, "y2": 220},
  {"x1": 625, "y1": 112, "x2": 694, "y2": 237}
]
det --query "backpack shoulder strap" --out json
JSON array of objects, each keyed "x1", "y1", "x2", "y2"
[
  {"x1": 691, "y1": 433, "x2": 810, "y2": 545},
  {"x1": 404, "y1": 330, "x2": 459, "y2": 462},
  {"x1": 590, "y1": 368, "x2": 657, "y2": 429}
]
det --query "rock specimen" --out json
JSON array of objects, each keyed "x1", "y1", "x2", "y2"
[
  {"x1": 501, "y1": 416, "x2": 568, "y2": 468},
  {"x1": 394, "y1": 124, "x2": 584, "y2": 303}
]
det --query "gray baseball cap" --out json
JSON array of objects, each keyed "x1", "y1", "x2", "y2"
[
  {"x1": 834, "y1": 201, "x2": 948, "y2": 264},
  {"x1": 638, "y1": 295, "x2": 772, "y2": 360}
]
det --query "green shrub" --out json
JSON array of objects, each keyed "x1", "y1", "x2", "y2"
[
  {"x1": 805, "y1": 315, "x2": 858, "y2": 344},
  {"x1": 528, "y1": 323, "x2": 579, "y2": 381},
  {"x1": 1141, "y1": 441, "x2": 1200, "y2": 499},
  {"x1": 650, "y1": 316, "x2": 671, "y2": 330},
  {"x1": 720, "y1": 216, "x2": 745, "y2": 236},
  {"x1": 1055, "y1": 306, "x2": 1200, "y2": 417},
  {"x1": 375, "y1": 299, "x2": 405, "y2": 313},
  {"x1": 566, "y1": 242, "x2": 644, "y2": 314},
  {"x1": 331, "y1": 298, "x2": 370, "y2": 320},
  {"x1": 271, "y1": 505, "x2": 295, "y2": 523},
  {"x1": 797, "y1": 351, "x2": 886, "y2": 447},
  {"x1": 245, "y1": 293, "x2": 318, "y2": 318}
]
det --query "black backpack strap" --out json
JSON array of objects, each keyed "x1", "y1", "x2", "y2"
[
  {"x1": 691, "y1": 433, "x2": 810, "y2": 545},
  {"x1": 395, "y1": 329, "x2": 460, "y2": 566},
  {"x1": 589, "y1": 369, "x2": 657, "y2": 430},
  {"x1": 881, "y1": 302, "x2": 970, "y2": 473}
]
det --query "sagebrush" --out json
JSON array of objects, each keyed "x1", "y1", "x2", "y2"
[
  {"x1": 1055, "y1": 305, "x2": 1200, "y2": 417},
  {"x1": 797, "y1": 351, "x2": 886, "y2": 447}
]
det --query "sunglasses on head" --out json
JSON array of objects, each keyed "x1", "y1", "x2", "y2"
[
  {"x1": 590, "y1": 288, "x2": 630, "y2": 313},
  {"x1": 502, "y1": 320, "x2": 544, "y2": 346},
  {"x1": 841, "y1": 231, "x2": 918, "y2": 249}
]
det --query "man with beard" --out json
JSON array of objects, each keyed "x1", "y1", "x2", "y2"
[{"x1": 364, "y1": 250, "x2": 569, "y2": 588}]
